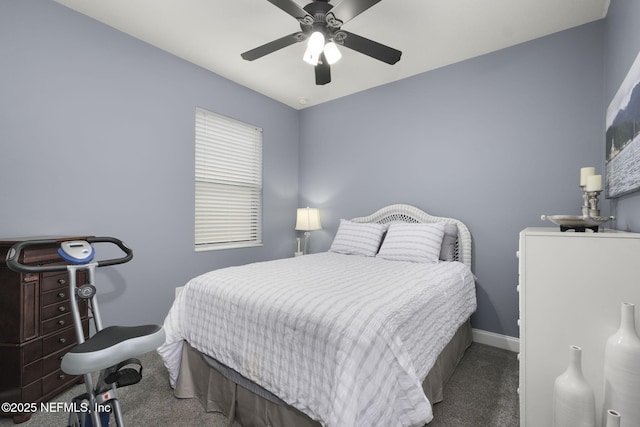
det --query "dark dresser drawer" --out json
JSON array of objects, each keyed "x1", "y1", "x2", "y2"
[
  {"x1": 22, "y1": 380, "x2": 41, "y2": 403},
  {"x1": 41, "y1": 288, "x2": 70, "y2": 307},
  {"x1": 22, "y1": 359, "x2": 42, "y2": 386},
  {"x1": 42, "y1": 345, "x2": 74, "y2": 377},
  {"x1": 42, "y1": 327, "x2": 77, "y2": 355},
  {"x1": 42, "y1": 368, "x2": 75, "y2": 396},
  {"x1": 41, "y1": 300, "x2": 72, "y2": 321},
  {"x1": 40, "y1": 272, "x2": 69, "y2": 293},
  {"x1": 23, "y1": 339, "x2": 42, "y2": 365},
  {"x1": 42, "y1": 313, "x2": 73, "y2": 336}
]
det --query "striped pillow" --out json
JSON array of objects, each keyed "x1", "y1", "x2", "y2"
[
  {"x1": 377, "y1": 223, "x2": 446, "y2": 263},
  {"x1": 329, "y1": 219, "x2": 387, "y2": 257}
]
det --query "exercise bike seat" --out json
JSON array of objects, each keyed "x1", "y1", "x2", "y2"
[{"x1": 61, "y1": 324, "x2": 165, "y2": 375}]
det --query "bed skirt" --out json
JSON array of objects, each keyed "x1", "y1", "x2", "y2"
[{"x1": 173, "y1": 319, "x2": 472, "y2": 427}]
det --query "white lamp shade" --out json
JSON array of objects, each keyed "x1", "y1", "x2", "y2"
[
  {"x1": 295, "y1": 207, "x2": 322, "y2": 231},
  {"x1": 303, "y1": 46, "x2": 320, "y2": 65},
  {"x1": 307, "y1": 31, "x2": 325, "y2": 54},
  {"x1": 323, "y1": 41, "x2": 342, "y2": 65}
]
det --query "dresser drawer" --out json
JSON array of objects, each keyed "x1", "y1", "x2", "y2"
[
  {"x1": 41, "y1": 300, "x2": 72, "y2": 321},
  {"x1": 23, "y1": 338, "x2": 42, "y2": 365},
  {"x1": 22, "y1": 379, "x2": 41, "y2": 403},
  {"x1": 42, "y1": 369, "x2": 77, "y2": 396},
  {"x1": 41, "y1": 288, "x2": 70, "y2": 306},
  {"x1": 40, "y1": 272, "x2": 69, "y2": 293},
  {"x1": 42, "y1": 327, "x2": 77, "y2": 355},
  {"x1": 22, "y1": 359, "x2": 42, "y2": 386},
  {"x1": 42, "y1": 344, "x2": 75, "y2": 377},
  {"x1": 42, "y1": 312, "x2": 73, "y2": 336}
]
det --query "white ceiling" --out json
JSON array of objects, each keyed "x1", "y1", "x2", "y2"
[{"x1": 54, "y1": 0, "x2": 609, "y2": 110}]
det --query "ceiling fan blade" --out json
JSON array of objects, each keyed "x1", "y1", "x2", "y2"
[
  {"x1": 315, "y1": 53, "x2": 331, "y2": 85},
  {"x1": 339, "y1": 31, "x2": 401, "y2": 65},
  {"x1": 266, "y1": 0, "x2": 312, "y2": 21},
  {"x1": 241, "y1": 32, "x2": 303, "y2": 61},
  {"x1": 328, "y1": 0, "x2": 383, "y2": 24}
]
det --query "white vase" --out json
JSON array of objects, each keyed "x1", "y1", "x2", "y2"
[
  {"x1": 603, "y1": 302, "x2": 640, "y2": 427},
  {"x1": 605, "y1": 410, "x2": 621, "y2": 427},
  {"x1": 553, "y1": 345, "x2": 596, "y2": 427}
]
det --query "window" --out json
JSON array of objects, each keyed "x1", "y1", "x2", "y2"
[{"x1": 195, "y1": 107, "x2": 263, "y2": 251}]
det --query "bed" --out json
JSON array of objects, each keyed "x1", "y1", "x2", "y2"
[{"x1": 158, "y1": 204, "x2": 477, "y2": 427}]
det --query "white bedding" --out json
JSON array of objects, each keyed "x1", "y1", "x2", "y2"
[{"x1": 158, "y1": 252, "x2": 476, "y2": 427}]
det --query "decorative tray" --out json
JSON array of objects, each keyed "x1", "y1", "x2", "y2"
[{"x1": 540, "y1": 214, "x2": 614, "y2": 232}]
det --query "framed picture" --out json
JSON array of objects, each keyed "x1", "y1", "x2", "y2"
[{"x1": 606, "y1": 49, "x2": 640, "y2": 198}]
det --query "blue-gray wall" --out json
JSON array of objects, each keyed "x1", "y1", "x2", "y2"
[
  {"x1": 0, "y1": 1, "x2": 300, "y2": 325},
  {"x1": 605, "y1": 0, "x2": 640, "y2": 232},
  {"x1": 299, "y1": 22, "x2": 605, "y2": 338},
  {"x1": 1, "y1": 0, "x2": 620, "y2": 338}
]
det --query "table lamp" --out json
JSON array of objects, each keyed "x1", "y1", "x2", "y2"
[{"x1": 295, "y1": 207, "x2": 322, "y2": 255}]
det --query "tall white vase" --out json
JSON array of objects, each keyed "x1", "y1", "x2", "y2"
[
  {"x1": 552, "y1": 345, "x2": 596, "y2": 427},
  {"x1": 603, "y1": 302, "x2": 640, "y2": 427},
  {"x1": 605, "y1": 410, "x2": 621, "y2": 427}
]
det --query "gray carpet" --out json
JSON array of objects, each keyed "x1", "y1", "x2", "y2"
[
  {"x1": 0, "y1": 343, "x2": 518, "y2": 426},
  {"x1": 430, "y1": 343, "x2": 520, "y2": 427}
]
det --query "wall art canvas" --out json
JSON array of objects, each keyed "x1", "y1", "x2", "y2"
[{"x1": 606, "y1": 50, "x2": 640, "y2": 198}]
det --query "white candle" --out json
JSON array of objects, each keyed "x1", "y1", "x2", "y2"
[
  {"x1": 586, "y1": 174, "x2": 602, "y2": 191},
  {"x1": 580, "y1": 167, "x2": 595, "y2": 186}
]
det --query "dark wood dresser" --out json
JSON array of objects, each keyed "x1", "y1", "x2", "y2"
[{"x1": 0, "y1": 237, "x2": 91, "y2": 423}]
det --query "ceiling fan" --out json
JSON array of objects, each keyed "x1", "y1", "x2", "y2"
[{"x1": 241, "y1": 0, "x2": 402, "y2": 85}]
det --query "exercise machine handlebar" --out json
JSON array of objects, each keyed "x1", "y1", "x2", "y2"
[{"x1": 5, "y1": 236, "x2": 133, "y2": 273}]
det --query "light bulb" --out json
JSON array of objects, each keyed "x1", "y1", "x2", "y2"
[{"x1": 323, "y1": 41, "x2": 342, "y2": 65}]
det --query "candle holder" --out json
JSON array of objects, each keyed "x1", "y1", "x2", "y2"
[
  {"x1": 580, "y1": 185, "x2": 602, "y2": 217},
  {"x1": 587, "y1": 191, "x2": 602, "y2": 217},
  {"x1": 580, "y1": 185, "x2": 590, "y2": 217}
]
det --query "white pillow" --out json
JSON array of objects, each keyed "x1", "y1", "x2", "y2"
[
  {"x1": 377, "y1": 223, "x2": 446, "y2": 263},
  {"x1": 440, "y1": 223, "x2": 458, "y2": 261},
  {"x1": 329, "y1": 219, "x2": 386, "y2": 257}
]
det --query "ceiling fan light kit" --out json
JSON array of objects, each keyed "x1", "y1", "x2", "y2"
[{"x1": 241, "y1": 0, "x2": 402, "y2": 85}]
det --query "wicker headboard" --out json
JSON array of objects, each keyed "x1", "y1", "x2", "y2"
[{"x1": 350, "y1": 204, "x2": 472, "y2": 269}]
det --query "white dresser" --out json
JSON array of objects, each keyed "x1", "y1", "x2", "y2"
[{"x1": 518, "y1": 227, "x2": 640, "y2": 427}]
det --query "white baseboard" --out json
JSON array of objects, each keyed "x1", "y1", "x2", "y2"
[{"x1": 472, "y1": 328, "x2": 520, "y2": 353}]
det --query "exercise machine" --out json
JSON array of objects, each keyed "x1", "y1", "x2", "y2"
[{"x1": 5, "y1": 237, "x2": 165, "y2": 427}]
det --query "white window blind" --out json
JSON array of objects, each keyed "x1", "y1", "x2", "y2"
[{"x1": 195, "y1": 107, "x2": 263, "y2": 251}]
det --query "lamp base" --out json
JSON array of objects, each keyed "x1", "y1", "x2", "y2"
[{"x1": 303, "y1": 231, "x2": 311, "y2": 255}]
